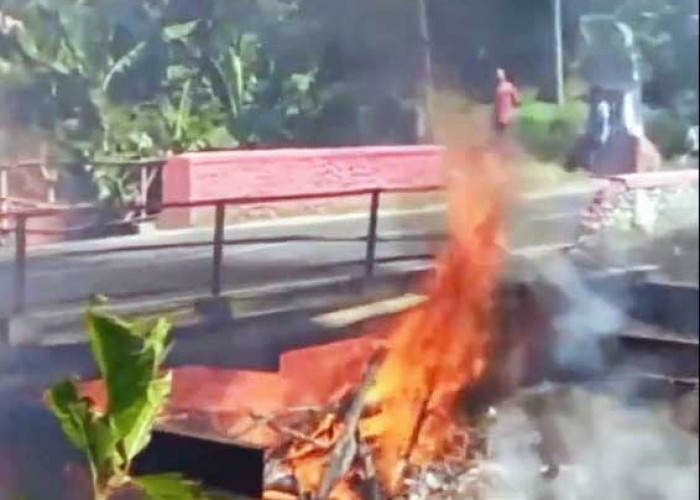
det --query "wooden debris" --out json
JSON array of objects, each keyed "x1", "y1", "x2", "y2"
[
  {"x1": 263, "y1": 491, "x2": 299, "y2": 500},
  {"x1": 316, "y1": 351, "x2": 385, "y2": 499},
  {"x1": 312, "y1": 294, "x2": 427, "y2": 329},
  {"x1": 358, "y1": 433, "x2": 385, "y2": 500},
  {"x1": 403, "y1": 388, "x2": 433, "y2": 463},
  {"x1": 251, "y1": 411, "x2": 331, "y2": 451},
  {"x1": 264, "y1": 461, "x2": 299, "y2": 496}
]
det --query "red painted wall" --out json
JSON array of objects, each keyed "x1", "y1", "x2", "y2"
[{"x1": 159, "y1": 146, "x2": 445, "y2": 227}]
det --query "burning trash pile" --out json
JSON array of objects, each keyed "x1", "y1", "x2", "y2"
[
  {"x1": 211, "y1": 153, "x2": 508, "y2": 500},
  {"x1": 72, "y1": 150, "x2": 698, "y2": 500},
  {"x1": 154, "y1": 153, "x2": 697, "y2": 500}
]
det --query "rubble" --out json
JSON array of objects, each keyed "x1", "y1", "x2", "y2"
[
  {"x1": 574, "y1": 181, "x2": 699, "y2": 278},
  {"x1": 580, "y1": 183, "x2": 699, "y2": 237},
  {"x1": 255, "y1": 383, "x2": 699, "y2": 500}
]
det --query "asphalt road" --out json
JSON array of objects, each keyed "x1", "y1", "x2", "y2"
[
  {"x1": 0, "y1": 188, "x2": 594, "y2": 340},
  {"x1": 1, "y1": 207, "x2": 442, "y2": 311}
]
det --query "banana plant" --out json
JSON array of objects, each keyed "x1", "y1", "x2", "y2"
[{"x1": 46, "y1": 310, "x2": 208, "y2": 500}]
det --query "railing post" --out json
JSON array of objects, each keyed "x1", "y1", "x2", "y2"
[
  {"x1": 39, "y1": 143, "x2": 57, "y2": 204},
  {"x1": 364, "y1": 190, "x2": 381, "y2": 279},
  {"x1": 140, "y1": 164, "x2": 149, "y2": 220},
  {"x1": 211, "y1": 202, "x2": 226, "y2": 296},
  {"x1": 14, "y1": 214, "x2": 27, "y2": 314},
  {"x1": 0, "y1": 167, "x2": 8, "y2": 238}
]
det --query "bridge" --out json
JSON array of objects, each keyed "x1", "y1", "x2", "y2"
[{"x1": 0, "y1": 149, "x2": 696, "y2": 395}]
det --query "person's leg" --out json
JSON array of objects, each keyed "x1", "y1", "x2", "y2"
[{"x1": 491, "y1": 122, "x2": 507, "y2": 150}]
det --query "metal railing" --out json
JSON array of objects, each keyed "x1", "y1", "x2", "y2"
[
  {"x1": 1, "y1": 185, "x2": 442, "y2": 315},
  {"x1": 0, "y1": 158, "x2": 165, "y2": 235}
]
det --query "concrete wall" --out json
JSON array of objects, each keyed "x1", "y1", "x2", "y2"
[{"x1": 159, "y1": 146, "x2": 445, "y2": 228}]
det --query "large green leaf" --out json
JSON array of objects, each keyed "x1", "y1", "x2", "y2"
[
  {"x1": 102, "y1": 41, "x2": 148, "y2": 94},
  {"x1": 141, "y1": 318, "x2": 173, "y2": 367},
  {"x1": 57, "y1": 4, "x2": 111, "y2": 80},
  {"x1": 175, "y1": 79, "x2": 193, "y2": 142},
  {"x1": 200, "y1": 56, "x2": 237, "y2": 116},
  {"x1": 228, "y1": 48, "x2": 245, "y2": 117},
  {"x1": 166, "y1": 64, "x2": 193, "y2": 82},
  {"x1": 14, "y1": 9, "x2": 71, "y2": 75},
  {"x1": 120, "y1": 372, "x2": 172, "y2": 461},
  {"x1": 86, "y1": 312, "x2": 145, "y2": 409},
  {"x1": 46, "y1": 380, "x2": 91, "y2": 451},
  {"x1": 85, "y1": 312, "x2": 173, "y2": 462},
  {"x1": 48, "y1": 310, "x2": 177, "y2": 499},
  {"x1": 46, "y1": 379, "x2": 119, "y2": 480},
  {"x1": 163, "y1": 21, "x2": 199, "y2": 42},
  {"x1": 203, "y1": 125, "x2": 238, "y2": 148},
  {"x1": 132, "y1": 474, "x2": 207, "y2": 500}
]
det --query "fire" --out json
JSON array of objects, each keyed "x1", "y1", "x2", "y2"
[
  {"x1": 282, "y1": 149, "x2": 507, "y2": 497},
  {"x1": 79, "y1": 148, "x2": 509, "y2": 500},
  {"x1": 364, "y1": 156, "x2": 504, "y2": 485}
]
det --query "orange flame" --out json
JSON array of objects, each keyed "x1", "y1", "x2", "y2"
[
  {"x1": 364, "y1": 149, "x2": 506, "y2": 490},
  {"x1": 80, "y1": 145, "x2": 509, "y2": 500},
  {"x1": 285, "y1": 148, "x2": 508, "y2": 497},
  {"x1": 362, "y1": 151, "x2": 505, "y2": 489}
]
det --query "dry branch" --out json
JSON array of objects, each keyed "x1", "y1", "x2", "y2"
[
  {"x1": 358, "y1": 432, "x2": 385, "y2": 500},
  {"x1": 316, "y1": 350, "x2": 385, "y2": 499},
  {"x1": 250, "y1": 410, "x2": 331, "y2": 451}
]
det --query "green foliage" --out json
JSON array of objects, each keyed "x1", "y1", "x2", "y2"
[
  {"x1": 579, "y1": 0, "x2": 699, "y2": 114},
  {"x1": 132, "y1": 474, "x2": 209, "y2": 500},
  {"x1": 0, "y1": 0, "x2": 322, "y2": 164},
  {"x1": 48, "y1": 380, "x2": 120, "y2": 496},
  {"x1": 514, "y1": 98, "x2": 587, "y2": 162},
  {"x1": 645, "y1": 109, "x2": 689, "y2": 159},
  {"x1": 46, "y1": 310, "x2": 206, "y2": 500},
  {"x1": 0, "y1": 0, "x2": 421, "y2": 167}
]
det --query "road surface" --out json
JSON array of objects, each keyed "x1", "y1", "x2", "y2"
[{"x1": 0, "y1": 187, "x2": 595, "y2": 343}]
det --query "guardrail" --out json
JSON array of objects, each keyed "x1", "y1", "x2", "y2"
[
  {"x1": 0, "y1": 158, "x2": 164, "y2": 233},
  {"x1": 0, "y1": 185, "x2": 442, "y2": 315}
]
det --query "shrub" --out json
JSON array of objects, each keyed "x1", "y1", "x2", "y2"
[
  {"x1": 46, "y1": 310, "x2": 210, "y2": 500},
  {"x1": 645, "y1": 109, "x2": 690, "y2": 159},
  {"x1": 514, "y1": 99, "x2": 587, "y2": 163}
]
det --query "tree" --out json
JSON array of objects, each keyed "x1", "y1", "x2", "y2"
[
  {"x1": 0, "y1": 0, "x2": 428, "y2": 182},
  {"x1": 579, "y1": 0, "x2": 699, "y2": 120},
  {"x1": 0, "y1": 0, "x2": 323, "y2": 162},
  {"x1": 0, "y1": 0, "x2": 332, "y2": 211}
]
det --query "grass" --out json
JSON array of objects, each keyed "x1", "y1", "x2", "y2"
[{"x1": 514, "y1": 157, "x2": 591, "y2": 194}]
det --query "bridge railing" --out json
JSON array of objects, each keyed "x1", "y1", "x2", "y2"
[
  {"x1": 0, "y1": 158, "x2": 165, "y2": 234},
  {"x1": 0, "y1": 185, "x2": 443, "y2": 315}
]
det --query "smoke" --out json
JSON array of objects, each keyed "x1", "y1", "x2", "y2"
[
  {"x1": 483, "y1": 384, "x2": 699, "y2": 500},
  {"x1": 476, "y1": 241, "x2": 698, "y2": 499},
  {"x1": 525, "y1": 253, "x2": 627, "y2": 380}
]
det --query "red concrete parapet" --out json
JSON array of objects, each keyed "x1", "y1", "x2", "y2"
[{"x1": 159, "y1": 146, "x2": 445, "y2": 228}]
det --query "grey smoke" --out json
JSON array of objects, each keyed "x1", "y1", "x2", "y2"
[
  {"x1": 484, "y1": 384, "x2": 699, "y2": 500},
  {"x1": 529, "y1": 254, "x2": 626, "y2": 378}
]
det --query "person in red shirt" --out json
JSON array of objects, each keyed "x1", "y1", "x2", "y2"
[{"x1": 493, "y1": 68, "x2": 521, "y2": 134}]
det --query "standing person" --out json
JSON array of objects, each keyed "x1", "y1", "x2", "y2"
[
  {"x1": 686, "y1": 125, "x2": 699, "y2": 158},
  {"x1": 588, "y1": 88, "x2": 611, "y2": 169},
  {"x1": 587, "y1": 87, "x2": 611, "y2": 147},
  {"x1": 683, "y1": 124, "x2": 699, "y2": 168},
  {"x1": 493, "y1": 68, "x2": 521, "y2": 135}
]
